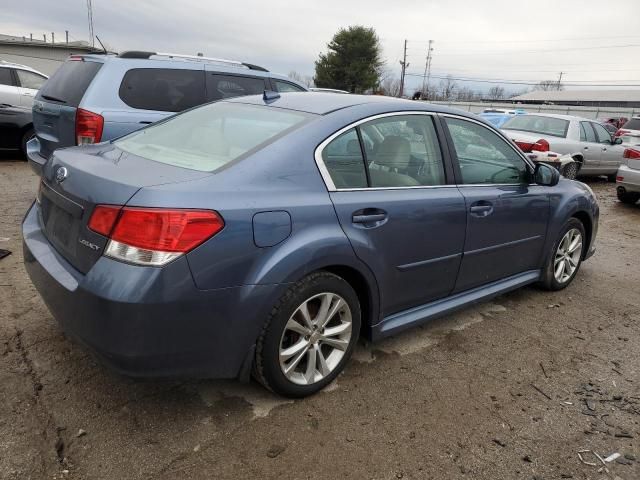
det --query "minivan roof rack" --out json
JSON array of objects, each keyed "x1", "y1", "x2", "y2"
[{"x1": 117, "y1": 51, "x2": 269, "y2": 71}]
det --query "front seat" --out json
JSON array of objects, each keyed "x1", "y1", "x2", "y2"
[{"x1": 369, "y1": 136, "x2": 418, "y2": 187}]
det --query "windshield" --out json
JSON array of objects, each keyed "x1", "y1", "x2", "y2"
[
  {"x1": 502, "y1": 115, "x2": 569, "y2": 138},
  {"x1": 115, "y1": 102, "x2": 311, "y2": 172}
]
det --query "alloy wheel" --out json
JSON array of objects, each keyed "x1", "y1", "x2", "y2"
[
  {"x1": 554, "y1": 228, "x2": 583, "y2": 283},
  {"x1": 278, "y1": 292, "x2": 352, "y2": 385}
]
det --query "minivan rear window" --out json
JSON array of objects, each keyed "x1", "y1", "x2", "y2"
[
  {"x1": 119, "y1": 68, "x2": 206, "y2": 112},
  {"x1": 114, "y1": 102, "x2": 311, "y2": 172},
  {"x1": 38, "y1": 60, "x2": 102, "y2": 106},
  {"x1": 502, "y1": 115, "x2": 569, "y2": 138}
]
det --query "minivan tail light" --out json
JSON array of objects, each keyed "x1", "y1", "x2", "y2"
[
  {"x1": 76, "y1": 108, "x2": 104, "y2": 145},
  {"x1": 88, "y1": 206, "x2": 224, "y2": 266},
  {"x1": 532, "y1": 139, "x2": 550, "y2": 152},
  {"x1": 623, "y1": 148, "x2": 640, "y2": 159}
]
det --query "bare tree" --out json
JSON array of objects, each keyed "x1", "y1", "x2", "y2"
[
  {"x1": 456, "y1": 86, "x2": 477, "y2": 102},
  {"x1": 509, "y1": 88, "x2": 529, "y2": 98},
  {"x1": 288, "y1": 70, "x2": 315, "y2": 88},
  {"x1": 438, "y1": 75, "x2": 457, "y2": 100},
  {"x1": 535, "y1": 79, "x2": 564, "y2": 91},
  {"x1": 380, "y1": 77, "x2": 401, "y2": 97},
  {"x1": 487, "y1": 86, "x2": 505, "y2": 100}
]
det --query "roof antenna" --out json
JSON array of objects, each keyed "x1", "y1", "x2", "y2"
[
  {"x1": 95, "y1": 35, "x2": 108, "y2": 53},
  {"x1": 263, "y1": 90, "x2": 280, "y2": 103}
]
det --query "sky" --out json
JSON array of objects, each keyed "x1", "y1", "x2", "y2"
[{"x1": 3, "y1": 0, "x2": 640, "y2": 94}]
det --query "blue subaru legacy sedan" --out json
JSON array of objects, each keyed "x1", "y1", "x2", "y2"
[{"x1": 23, "y1": 92, "x2": 599, "y2": 397}]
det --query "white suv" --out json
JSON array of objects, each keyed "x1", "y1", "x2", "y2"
[
  {"x1": 0, "y1": 61, "x2": 48, "y2": 107},
  {"x1": 617, "y1": 116, "x2": 640, "y2": 144}
]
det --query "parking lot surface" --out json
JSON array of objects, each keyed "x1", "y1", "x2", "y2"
[{"x1": 1, "y1": 158, "x2": 638, "y2": 480}]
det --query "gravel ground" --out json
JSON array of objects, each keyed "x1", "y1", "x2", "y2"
[{"x1": 1, "y1": 157, "x2": 638, "y2": 480}]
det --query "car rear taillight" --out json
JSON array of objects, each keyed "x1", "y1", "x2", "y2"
[
  {"x1": 88, "y1": 206, "x2": 224, "y2": 266},
  {"x1": 615, "y1": 129, "x2": 630, "y2": 137},
  {"x1": 616, "y1": 176, "x2": 624, "y2": 182},
  {"x1": 623, "y1": 148, "x2": 640, "y2": 159},
  {"x1": 514, "y1": 140, "x2": 534, "y2": 152},
  {"x1": 532, "y1": 139, "x2": 550, "y2": 152},
  {"x1": 76, "y1": 108, "x2": 104, "y2": 145}
]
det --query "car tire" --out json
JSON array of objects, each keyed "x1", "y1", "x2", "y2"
[
  {"x1": 617, "y1": 189, "x2": 640, "y2": 205},
  {"x1": 254, "y1": 271, "x2": 361, "y2": 398},
  {"x1": 562, "y1": 162, "x2": 579, "y2": 180},
  {"x1": 538, "y1": 218, "x2": 586, "y2": 291},
  {"x1": 21, "y1": 128, "x2": 35, "y2": 160}
]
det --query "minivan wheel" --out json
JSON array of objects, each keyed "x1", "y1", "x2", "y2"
[
  {"x1": 254, "y1": 271, "x2": 361, "y2": 397},
  {"x1": 539, "y1": 218, "x2": 585, "y2": 291}
]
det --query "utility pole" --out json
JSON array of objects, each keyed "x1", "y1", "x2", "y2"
[
  {"x1": 87, "y1": 0, "x2": 95, "y2": 47},
  {"x1": 399, "y1": 39, "x2": 408, "y2": 98},
  {"x1": 557, "y1": 71, "x2": 563, "y2": 90},
  {"x1": 65, "y1": 30, "x2": 69, "y2": 44},
  {"x1": 421, "y1": 40, "x2": 434, "y2": 100},
  {"x1": 51, "y1": 32, "x2": 55, "y2": 44}
]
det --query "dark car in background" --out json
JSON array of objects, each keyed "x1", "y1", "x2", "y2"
[
  {"x1": 23, "y1": 93, "x2": 599, "y2": 397},
  {"x1": 0, "y1": 103, "x2": 34, "y2": 156},
  {"x1": 27, "y1": 51, "x2": 307, "y2": 173}
]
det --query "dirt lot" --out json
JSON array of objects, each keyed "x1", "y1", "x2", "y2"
[{"x1": 1, "y1": 158, "x2": 639, "y2": 480}]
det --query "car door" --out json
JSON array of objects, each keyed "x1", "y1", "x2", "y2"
[
  {"x1": 578, "y1": 121, "x2": 602, "y2": 171},
  {"x1": 14, "y1": 69, "x2": 47, "y2": 107},
  {"x1": 441, "y1": 115, "x2": 550, "y2": 293},
  {"x1": 0, "y1": 68, "x2": 21, "y2": 106},
  {"x1": 591, "y1": 121, "x2": 624, "y2": 173},
  {"x1": 319, "y1": 113, "x2": 467, "y2": 317}
]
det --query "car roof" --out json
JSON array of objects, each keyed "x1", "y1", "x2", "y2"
[
  {"x1": 0, "y1": 61, "x2": 47, "y2": 77},
  {"x1": 512, "y1": 112, "x2": 590, "y2": 122},
  {"x1": 226, "y1": 92, "x2": 474, "y2": 116}
]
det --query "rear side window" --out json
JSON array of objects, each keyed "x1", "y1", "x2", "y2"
[
  {"x1": 580, "y1": 122, "x2": 597, "y2": 142},
  {"x1": 115, "y1": 102, "x2": 310, "y2": 172},
  {"x1": 502, "y1": 115, "x2": 569, "y2": 138},
  {"x1": 16, "y1": 70, "x2": 46, "y2": 90},
  {"x1": 206, "y1": 74, "x2": 266, "y2": 101},
  {"x1": 273, "y1": 80, "x2": 306, "y2": 93},
  {"x1": 622, "y1": 118, "x2": 640, "y2": 130},
  {"x1": 0, "y1": 68, "x2": 14, "y2": 87},
  {"x1": 119, "y1": 68, "x2": 206, "y2": 112},
  {"x1": 38, "y1": 60, "x2": 102, "y2": 106},
  {"x1": 322, "y1": 129, "x2": 368, "y2": 189}
]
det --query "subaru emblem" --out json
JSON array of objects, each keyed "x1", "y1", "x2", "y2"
[{"x1": 55, "y1": 166, "x2": 68, "y2": 183}]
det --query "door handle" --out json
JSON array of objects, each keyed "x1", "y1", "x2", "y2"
[
  {"x1": 583, "y1": 146, "x2": 589, "y2": 150},
  {"x1": 139, "y1": 121, "x2": 153, "y2": 125},
  {"x1": 469, "y1": 201, "x2": 494, "y2": 217},
  {"x1": 352, "y1": 208, "x2": 388, "y2": 226}
]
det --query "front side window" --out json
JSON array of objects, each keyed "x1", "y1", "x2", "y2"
[
  {"x1": 591, "y1": 122, "x2": 613, "y2": 143},
  {"x1": 16, "y1": 70, "x2": 46, "y2": 90},
  {"x1": 274, "y1": 80, "x2": 306, "y2": 93},
  {"x1": 580, "y1": 122, "x2": 597, "y2": 142},
  {"x1": 206, "y1": 74, "x2": 266, "y2": 101},
  {"x1": 502, "y1": 115, "x2": 569, "y2": 138},
  {"x1": 115, "y1": 102, "x2": 310, "y2": 172},
  {"x1": 445, "y1": 117, "x2": 528, "y2": 185},
  {"x1": 119, "y1": 68, "x2": 206, "y2": 112}
]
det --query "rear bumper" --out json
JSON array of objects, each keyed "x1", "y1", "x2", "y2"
[
  {"x1": 26, "y1": 137, "x2": 47, "y2": 176},
  {"x1": 616, "y1": 164, "x2": 640, "y2": 193},
  {"x1": 22, "y1": 202, "x2": 283, "y2": 378}
]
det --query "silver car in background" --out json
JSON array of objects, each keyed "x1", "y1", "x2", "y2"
[
  {"x1": 502, "y1": 113, "x2": 626, "y2": 179},
  {"x1": 616, "y1": 147, "x2": 640, "y2": 205}
]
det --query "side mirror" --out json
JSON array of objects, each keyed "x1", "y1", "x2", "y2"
[
  {"x1": 612, "y1": 137, "x2": 623, "y2": 145},
  {"x1": 534, "y1": 163, "x2": 560, "y2": 186}
]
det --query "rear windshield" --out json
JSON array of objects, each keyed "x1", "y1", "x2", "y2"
[
  {"x1": 622, "y1": 118, "x2": 640, "y2": 130},
  {"x1": 114, "y1": 102, "x2": 311, "y2": 172},
  {"x1": 38, "y1": 60, "x2": 102, "y2": 106},
  {"x1": 502, "y1": 115, "x2": 569, "y2": 138}
]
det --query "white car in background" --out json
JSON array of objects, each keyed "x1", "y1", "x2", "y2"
[
  {"x1": 502, "y1": 113, "x2": 627, "y2": 180},
  {"x1": 615, "y1": 116, "x2": 640, "y2": 143},
  {"x1": 0, "y1": 61, "x2": 48, "y2": 107},
  {"x1": 616, "y1": 147, "x2": 640, "y2": 205}
]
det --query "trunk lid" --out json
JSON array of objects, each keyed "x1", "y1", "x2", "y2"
[{"x1": 39, "y1": 144, "x2": 212, "y2": 273}]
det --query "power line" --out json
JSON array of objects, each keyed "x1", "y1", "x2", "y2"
[
  {"x1": 421, "y1": 43, "x2": 640, "y2": 56},
  {"x1": 403, "y1": 73, "x2": 640, "y2": 87},
  {"x1": 404, "y1": 35, "x2": 640, "y2": 45}
]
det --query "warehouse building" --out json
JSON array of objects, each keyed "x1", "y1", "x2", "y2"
[
  {"x1": 511, "y1": 89, "x2": 640, "y2": 108},
  {"x1": 0, "y1": 33, "x2": 103, "y2": 75}
]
